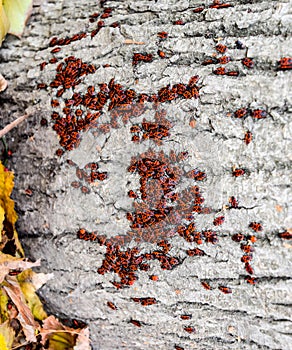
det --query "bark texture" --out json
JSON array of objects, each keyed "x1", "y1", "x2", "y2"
[{"x1": 0, "y1": 0, "x2": 291, "y2": 349}]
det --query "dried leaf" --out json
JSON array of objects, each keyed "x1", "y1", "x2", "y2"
[
  {"x1": 3, "y1": 0, "x2": 33, "y2": 38},
  {"x1": 0, "y1": 74, "x2": 8, "y2": 92},
  {"x1": 74, "y1": 327, "x2": 90, "y2": 350},
  {"x1": 0, "y1": 252, "x2": 40, "y2": 283},
  {"x1": 40, "y1": 315, "x2": 88, "y2": 350},
  {"x1": 0, "y1": 2, "x2": 10, "y2": 46},
  {"x1": 0, "y1": 321, "x2": 15, "y2": 350},
  {"x1": 3, "y1": 277, "x2": 37, "y2": 342},
  {"x1": 17, "y1": 269, "x2": 51, "y2": 321},
  {"x1": 0, "y1": 162, "x2": 24, "y2": 257}
]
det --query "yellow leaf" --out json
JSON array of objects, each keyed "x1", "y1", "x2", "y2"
[
  {"x1": 0, "y1": 321, "x2": 15, "y2": 350},
  {"x1": 17, "y1": 270, "x2": 49, "y2": 321},
  {"x1": 3, "y1": 0, "x2": 33, "y2": 38},
  {"x1": 0, "y1": 288, "x2": 9, "y2": 323},
  {"x1": 0, "y1": 162, "x2": 24, "y2": 257},
  {"x1": 0, "y1": 2, "x2": 10, "y2": 46}
]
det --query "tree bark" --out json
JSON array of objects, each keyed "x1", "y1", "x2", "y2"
[{"x1": 0, "y1": 0, "x2": 291, "y2": 349}]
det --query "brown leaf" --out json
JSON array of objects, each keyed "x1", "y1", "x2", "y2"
[
  {"x1": 0, "y1": 252, "x2": 40, "y2": 283},
  {"x1": 3, "y1": 276, "x2": 37, "y2": 342},
  {"x1": 40, "y1": 315, "x2": 90, "y2": 350}
]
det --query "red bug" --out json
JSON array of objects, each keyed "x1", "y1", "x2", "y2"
[
  {"x1": 158, "y1": 50, "x2": 166, "y2": 58},
  {"x1": 242, "y1": 58, "x2": 254, "y2": 68},
  {"x1": 51, "y1": 47, "x2": 61, "y2": 54},
  {"x1": 49, "y1": 37, "x2": 58, "y2": 47},
  {"x1": 213, "y1": 216, "x2": 225, "y2": 226},
  {"x1": 40, "y1": 118, "x2": 48, "y2": 127},
  {"x1": 251, "y1": 109, "x2": 267, "y2": 119},
  {"x1": 193, "y1": 6, "x2": 205, "y2": 13},
  {"x1": 244, "y1": 131, "x2": 252, "y2": 145},
  {"x1": 186, "y1": 248, "x2": 205, "y2": 257},
  {"x1": 130, "y1": 320, "x2": 142, "y2": 327},
  {"x1": 245, "y1": 276, "x2": 257, "y2": 285},
  {"x1": 278, "y1": 230, "x2": 292, "y2": 240},
  {"x1": 218, "y1": 56, "x2": 231, "y2": 64},
  {"x1": 37, "y1": 83, "x2": 47, "y2": 89},
  {"x1": 173, "y1": 20, "x2": 184, "y2": 25},
  {"x1": 232, "y1": 168, "x2": 245, "y2": 177},
  {"x1": 216, "y1": 44, "x2": 227, "y2": 54},
  {"x1": 201, "y1": 281, "x2": 212, "y2": 290},
  {"x1": 107, "y1": 301, "x2": 117, "y2": 310},
  {"x1": 110, "y1": 21, "x2": 120, "y2": 28},
  {"x1": 229, "y1": 196, "x2": 239, "y2": 208},
  {"x1": 249, "y1": 222, "x2": 263, "y2": 232},
  {"x1": 128, "y1": 190, "x2": 138, "y2": 199},
  {"x1": 49, "y1": 57, "x2": 58, "y2": 64},
  {"x1": 218, "y1": 286, "x2": 232, "y2": 294},
  {"x1": 213, "y1": 67, "x2": 226, "y2": 75},
  {"x1": 278, "y1": 57, "x2": 292, "y2": 70},
  {"x1": 241, "y1": 244, "x2": 255, "y2": 253},
  {"x1": 202, "y1": 58, "x2": 217, "y2": 65},
  {"x1": 149, "y1": 275, "x2": 159, "y2": 281},
  {"x1": 249, "y1": 235, "x2": 257, "y2": 243},
  {"x1": 55, "y1": 149, "x2": 64, "y2": 157},
  {"x1": 174, "y1": 346, "x2": 184, "y2": 350},
  {"x1": 234, "y1": 108, "x2": 248, "y2": 118},
  {"x1": 209, "y1": 1, "x2": 233, "y2": 9},
  {"x1": 184, "y1": 326, "x2": 196, "y2": 333},
  {"x1": 40, "y1": 62, "x2": 47, "y2": 71},
  {"x1": 51, "y1": 99, "x2": 60, "y2": 107},
  {"x1": 226, "y1": 71, "x2": 239, "y2": 76},
  {"x1": 81, "y1": 186, "x2": 90, "y2": 194},
  {"x1": 157, "y1": 31, "x2": 168, "y2": 39},
  {"x1": 241, "y1": 254, "x2": 253, "y2": 263},
  {"x1": 180, "y1": 315, "x2": 192, "y2": 320},
  {"x1": 231, "y1": 233, "x2": 244, "y2": 242},
  {"x1": 245, "y1": 262, "x2": 254, "y2": 275}
]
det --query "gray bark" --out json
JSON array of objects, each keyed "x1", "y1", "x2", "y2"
[{"x1": 0, "y1": 0, "x2": 291, "y2": 349}]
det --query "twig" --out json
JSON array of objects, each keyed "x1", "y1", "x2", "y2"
[
  {"x1": 0, "y1": 114, "x2": 29, "y2": 138},
  {"x1": 124, "y1": 39, "x2": 145, "y2": 45}
]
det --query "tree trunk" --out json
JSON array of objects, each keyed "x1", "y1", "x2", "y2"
[{"x1": 0, "y1": 0, "x2": 291, "y2": 349}]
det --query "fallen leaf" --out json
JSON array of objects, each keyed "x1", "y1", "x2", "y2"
[
  {"x1": 0, "y1": 74, "x2": 8, "y2": 92},
  {"x1": 0, "y1": 252, "x2": 40, "y2": 283},
  {"x1": 74, "y1": 327, "x2": 90, "y2": 350},
  {"x1": 17, "y1": 269, "x2": 51, "y2": 321},
  {"x1": 3, "y1": 276, "x2": 37, "y2": 342},
  {"x1": 0, "y1": 3, "x2": 10, "y2": 45},
  {"x1": 40, "y1": 315, "x2": 88, "y2": 350},
  {"x1": 0, "y1": 321, "x2": 15, "y2": 350},
  {"x1": 3, "y1": 0, "x2": 33, "y2": 38}
]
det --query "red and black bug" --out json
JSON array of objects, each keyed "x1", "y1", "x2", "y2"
[
  {"x1": 245, "y1": 262, "x2": 254, "y2": 275},
  {"x1": 278, "y1": 230, "x2": 292, "y2": 240},
  {"x1": 157, "y1": 31, "x2": 168, "y2": 39},
  {"x1": 229, "y1": 196, "x2": 239, "y2": 208},
  {"x1": 278, "y1": 57, "x2": 292, "y2": 70},
  {"x1": 232, "y1": 233, "x2": 244, "y2": 242},
  {"x1": 218, "y1": 286, "x2": 232, "y2": 294},
  {"x1": 184, "y1": 326, "x2": 196, "y2": 333},
  {"x1": 107, "y1": 301, "x2": 117, "y2": 310},
  {"x1": 213, "y1": 67, "x2": 226, "y2": 75},
  {"x1": 51, "y1": 47, "x2": 61, "y2": 54},
  {"x1": 201, "y1": 281, "x2": 212, "y2": 290},
  {"x1": 215, "y1": 44, "x2": 227, "y2": 54},
  {"x1": 218, "y1": 56, "x2": 231, "y2": 64},
  {"x1": 173, "y1": 20, "x2": 184, "y2": 25},
  {"x1": 193, "y1": 6, "x2": 205, "y2": 13},
  {"x1": 249, "y1": 222, "x2": 263, "y2": 232},
  {"x1": 244, "y1": 131, "x2": 252, "y2": 145},
  {"x1": 234, "y1": 108, "x2": 248, "y2": 118},
  {"x1": 251, "y1": 109, "x2": 267, "y2": 119},
  {"x1": 245, "y1": 276, "x2": 257, "y2": 285},
  {"x1": 226, "y1": 70, "x2": 239, "y2": 77},
  {"x1": 213, "y1": 216, "x2": 225, "y2": 226},
  {"x1": 180, "y1": 315, "x2": 192, "y2": 320},
  {"x1": 158, "y1": 50, "x2": 166, "y2": 58},
  {"x1": 130, "y1": 319, "x2": 142, "y2": 327},
  {"x1": 232, "y1": 168, "x2": 245, "y2": 177},
  {"x1": 242, "y1": 58, "x2": 254, "y2": 68},
  {"x1": 149, "y1": 275, "x2": 159, "y2": 281}
]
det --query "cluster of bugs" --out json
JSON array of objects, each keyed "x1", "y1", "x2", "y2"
[
  {"x1": 233, "y1": 107, "x2": 267, "y2": 120},
  {"x1": 202, "y1": 41, "x2": 254, "y2": 77},
  {"x1": 130, "y1": 109, "x2": 172, "y2": 145},
  {"x1": 68, "y1": 160, "x2": 108, "y2": 193}
]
